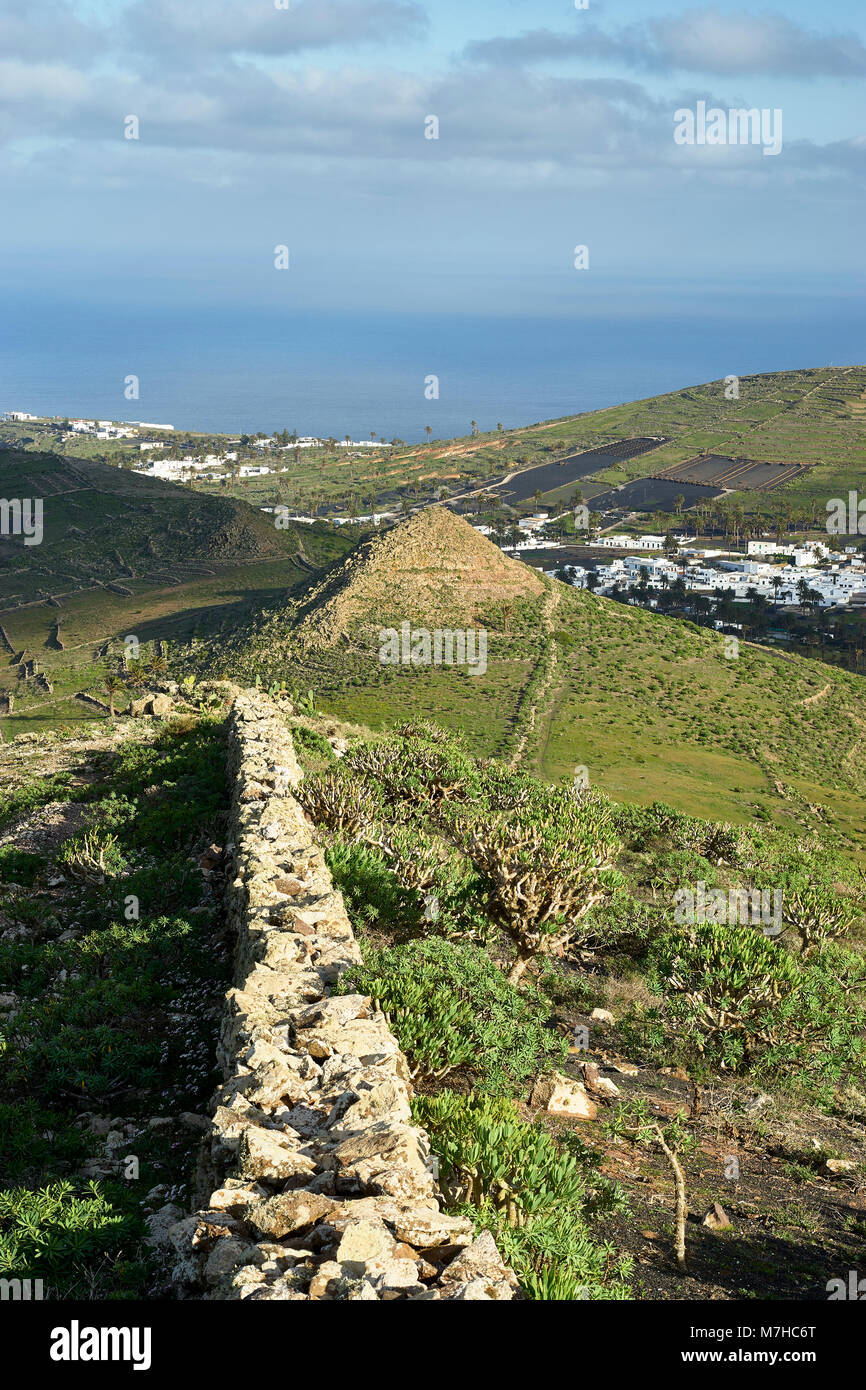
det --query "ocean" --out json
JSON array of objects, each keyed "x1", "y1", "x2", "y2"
[{"x1": 1, "y1": 288, "x2": 862, "y2": 444}]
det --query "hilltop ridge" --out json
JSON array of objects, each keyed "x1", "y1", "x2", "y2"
[{"x1": 294, "y1": 507, "x2": 546, "y2": 646}]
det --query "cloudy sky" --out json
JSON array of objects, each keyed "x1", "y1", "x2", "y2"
[{"x1": 1, "y1": 0, "x2": 864, "y2": 315}]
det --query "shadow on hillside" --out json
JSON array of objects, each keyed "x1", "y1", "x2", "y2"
[
  {"x1": 611, "y1": 1205, "x2": 857, "y2": 1302},
  {"x1": 92, "y1": 581, "x2": 314, "y2": 648}
]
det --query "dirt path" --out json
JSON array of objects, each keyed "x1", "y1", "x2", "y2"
[
  {"x1": 507, "y1": 582, "x2": 561, "y2": 770},
  {"x1": 800, "y1": 682, "x2": 832, "y2": 707}
]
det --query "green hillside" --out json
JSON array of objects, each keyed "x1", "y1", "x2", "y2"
[
  {"x1": 0, "y1": 448, "x2": 354, "y2": 733},
  {"x1": 179, "y1": 508, "x2": 866, "y2": 858},
  {"x1": 9, "y1": 366, "x2": 866, "y2": 525}
]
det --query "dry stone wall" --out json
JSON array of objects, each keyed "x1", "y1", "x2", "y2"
[{"x1": 168, "y1": 689, "x2": 516, "y2": 1300}]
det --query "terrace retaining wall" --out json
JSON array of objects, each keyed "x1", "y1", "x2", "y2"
[{"x1": 167, "y1": 688, "x2": 517, "y2": 1300}]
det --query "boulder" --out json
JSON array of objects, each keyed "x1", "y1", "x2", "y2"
[
  {"x1": 579, "y1": 1062, "x2": 621, "y2": 1099},
  {"x1": 336, "y1": 1219, "x2": 396, "y2": 1271},
  {"x1": 236, "y1": 1125, "x2": 317, "y2": 1181},
  {"x1": 144, "y1": 1203, "x2": 185, "y2": 1248},
  {"x1": 530, "y1": 1072, "x2": 598, "y2": 1119},
  {"x1": 438, "y1": 1230, "x2": 519, "y2": 1300},
  {"x1": 204, "y1": 1237, "x2": 266, "y2": 1284},
  {"x1": 391, "y1": 1208, "x2": 474, "y2": 1251},
  {"x1": 247, "y1": 1190, "x2": 337, "y2": 1238},
  {"x1": 702, "y1": 1203, "x2": 732, "y2": 1231}
]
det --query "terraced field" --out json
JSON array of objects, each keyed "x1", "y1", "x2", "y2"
[{"x1": 655, "y1": 455, "x2": 808, "y2": 491}]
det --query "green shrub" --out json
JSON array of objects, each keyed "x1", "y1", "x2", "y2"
[
  {"x1": 413, "y1": 1092, "x2": 631, "y2": 1300},
  {"x1": 339, "y1": 936, "x2": 568, "y2": 1094},
  {"x1": 650, "y1": 924, "x2": 866, "y2": 1089},
  {"x1": 57, "y1": 828, "x2": 127, "y2": 882},
  {"x1": 0, "y1": 1180, "x2": 137, "y2": 1295},
  {"x1": 0, "y1": 849, "x2": 46, "y2": 886},
  {"x1": 326, "y1": 840, "x2": 421, "y2": 937},
  {"x1": 290, "y1": 723, "x2": 335, "y2": 765},
  {"x1": 782, "y1": 885, "x2": 862, "y2": 957},
  {"x1": 452, "y1": 803, "x2": 622, "y2": 983}
]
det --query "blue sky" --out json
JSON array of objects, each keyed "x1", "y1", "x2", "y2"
[{"x1": 0, "y1": 0, "x2": 864, "y2": 317}]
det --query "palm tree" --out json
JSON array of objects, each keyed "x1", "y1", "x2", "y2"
[
  {"x1": 470, "y1": 420, "x2": 478, "y2": 436},
  {"x1": 103, "y1": 671, "x2": 125, "y2": 719},
  {"x1": 425, "y1": 426, "x2": 433, "y2": 444},
  {"x1": 125, "y1": 660, "x2": 147, "y2": 693},
  {"x1": 144, "y1": 651, "x2": 168, "y2": 681}
]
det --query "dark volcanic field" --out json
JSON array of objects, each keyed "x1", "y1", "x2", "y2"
[
  {"x1": 587, "y1": 477, "x2": 723, "y2": 513},
  {"x1": 496, "y1": 437, "x2": 668, "y2": 504}
]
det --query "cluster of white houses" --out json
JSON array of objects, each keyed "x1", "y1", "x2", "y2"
[
  {"x1": 484, "y1": 514, "x2": 866, "y2": 610},
  {"x1": 561, "y1": 541, "x2": 866, "y2": 610},
  {"x1": 136, "y1": 453, "x2": 241, "y2": 481},
  {"x1": 2, "y1": 411, "x2": 175, "y2": 440}
]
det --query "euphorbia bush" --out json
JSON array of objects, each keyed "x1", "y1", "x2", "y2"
[
  {"x1": 651, "y1": 924, "x2": 866, "y2": 1087},
  {"x1": 338, "y1": 936, "x2": 568, "y2": 1093}
]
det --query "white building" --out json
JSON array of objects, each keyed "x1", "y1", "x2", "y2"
[
  {"x1": 96, "y1": 425, "x2": 136, "y2": 440},
  {"x1": 4, "y1": 411, "x2": 38, "y2": 421},
  {"x1": 598, "y1": 533, "x2": 665, "y2": 551}
]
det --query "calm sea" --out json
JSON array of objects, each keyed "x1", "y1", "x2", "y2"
[{"x1": 1, "y1": 290, "x2": 862, "y2": 444}]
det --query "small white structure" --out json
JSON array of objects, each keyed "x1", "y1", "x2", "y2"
[
  {"x1": 96, "y1": 425, "x2": 136, "y2": 440},
  {"x1": 598, "y1": 533, "x2": 665, "y2": 551},
  {"x1": 336, "y1": 439, "x2": 391, "y2": 448}
]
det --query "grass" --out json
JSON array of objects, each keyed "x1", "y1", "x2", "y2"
[
  {"x1": 0, "y1": 716, "x2": 229, "y2": 1298},
  {"x1": 291, "y1": 716, "x2": 866, "y2": 1299},
  {"x1": 7, "y1": 365, "x2": 866, "y2": 528},
  {"x1": 202, "y1": 572, "x2": 866, "y2": 861}
]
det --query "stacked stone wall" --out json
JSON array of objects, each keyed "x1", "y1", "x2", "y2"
[{"x1": 169, "y1": 690, "x2": 516, "y2": 1300}]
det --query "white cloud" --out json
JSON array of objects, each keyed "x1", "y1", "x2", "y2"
[
  {"x1": 122, "y1": 0, "x2": 427, "y2": 60},
  {"x1": 463, "y1": 8, "x2": 866, "y2": 78}
]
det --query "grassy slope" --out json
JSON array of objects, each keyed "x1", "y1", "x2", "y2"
[
  {"x1": 292, "y1": 718, "x2": 866, "y2": 1302},
  {"x1": 6, "y1": 365, "x2": 866, "y2": 848},
  {"x1": 0, "y1": 448, "x2": 354, "y2": 734},
  {"x1": 0, "y1": 713, "x2": 230, "y2": 1297},
  {"x1": 9, "y1": 366, "x2": 866, "y2": 519},
  {"x1": 538, "y1": 588, "x2": 866, "y2": 855},
  {"x1": 193, "y1": 526, "x2": 866, "y2": 856}
]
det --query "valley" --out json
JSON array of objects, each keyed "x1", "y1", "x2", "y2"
[{"x1": 2, "y1": 373, "x2": 866, "y2": 1311}]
